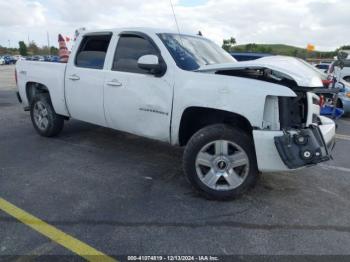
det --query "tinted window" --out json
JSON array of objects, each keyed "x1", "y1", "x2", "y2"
[
  {"x1": 113, "y1": 35, "x2": 158, "y2": 73},
  {"x1": 315, "y1": 64, "x2": 329, "y2": 70},
  {"x1": 76, "y1": 34, "x2": 112, "y2": 69}
]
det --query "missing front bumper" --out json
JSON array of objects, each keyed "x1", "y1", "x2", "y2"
[
  {"x1": 252, "y1": 116, "x2": 335, "y2": 172},
  {"x1": 274, "y1": 125, "x2": 331, "y2": 169}
]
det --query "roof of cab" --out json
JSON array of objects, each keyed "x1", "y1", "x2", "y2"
[{"x1": 82, "y1": 27, "x2": 178, "y2": 35}]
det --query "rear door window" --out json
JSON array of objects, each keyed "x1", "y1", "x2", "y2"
[{"x1": 75, "y1": 34, "x2": 112, "y2": 69}]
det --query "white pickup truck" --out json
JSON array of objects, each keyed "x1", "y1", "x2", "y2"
[{"x1": 15, "y1": 28, "x2": 336, "y2": 200}]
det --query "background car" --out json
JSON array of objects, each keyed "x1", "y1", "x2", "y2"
[
  {"x1": 0, "y1": 56, "x2": 5, "y2": 65},
  {"x1": 44, "y1": 55, "x2": 60, "y2": 62},
  {"x1": 230, "y1": 52, "x2": 273, "y2": 61},
  {"x1": 43, "y1": 55, "x2": 52, "y2": 62},
  {"x1": 328, "y1": 59, "x2": 350, "y2": 83},
  {"x1": 334, "y1": 79, "x2": 350, "y2": 116},
  {"x1": 0, "y1": 55, "x2": 16, "y2": 64},
  {"x1": 31, "y1": 55, "x2": 45, "y2": 61},
  {"x1": 13, "y1": 55, "x2": 25, "y2": 61},
  {"x1": 314, "y1": 62, "x2": 331, "y2": 73}
]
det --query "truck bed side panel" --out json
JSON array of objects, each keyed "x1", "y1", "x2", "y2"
[{"x1": 16, "y1": 60, "x2": 69, "y2": 116}]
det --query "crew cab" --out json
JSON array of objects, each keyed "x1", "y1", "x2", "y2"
[{"x1": 15, "y1": 28, "x2": 336, "y2": 200}]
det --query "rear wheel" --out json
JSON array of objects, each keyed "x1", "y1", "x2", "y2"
[
  {"x1": 183, "y1": 124, "x2": 258, "y2": 200},
  {"x1": 30, "y1": 93, "x2": 64, "y2": 137}
]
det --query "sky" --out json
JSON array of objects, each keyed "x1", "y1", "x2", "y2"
[{"x1": 0, "y1": 0, "x2": 349, "y2": 51}]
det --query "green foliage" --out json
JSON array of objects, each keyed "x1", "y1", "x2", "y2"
[
  {"x1": 0, "y1": 45, "x2": 19, "y2": 55},
  {"x1": 335, "y1": 45, "x2": 350, "y2": 53},
  {"x1": 18, "y1": 41, "x2": 28, "y2": 56},
  {"x1": 28, "y1": 41, "x2": 39, "y2": 55},
  {"x1": 222, "y1": 37, "x2": 236, "y2": 52},
  {"x1": 0, "y1": 40, "x2": 60, "y2": 56},
  {"x1": 50, "y1": 46, "x2": 59, "y2": 56},
  {"x1": 231, "y1": 43, "x2": 336, "y2": 59}
]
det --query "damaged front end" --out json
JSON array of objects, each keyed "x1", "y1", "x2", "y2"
[
  {"x1": 198, "y1": 56, "x2": 336, "y2": 171},
  {"x1": 274, "y1": 92, "x2": 333, "y2": 169},
  {"x1": 267, "y1": 91, "x2": 335, "y2": 170}
]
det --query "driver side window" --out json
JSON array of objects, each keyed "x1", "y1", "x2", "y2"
[{"x1": 112, "y1": 34, "x2": 158, "y2": 74}]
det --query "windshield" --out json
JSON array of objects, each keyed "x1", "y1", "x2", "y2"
[{"x1": 158, "y1": 33, "x2": 236, "y2": 71}]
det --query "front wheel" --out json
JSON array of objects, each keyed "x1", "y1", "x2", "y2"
[
  {"x1": 30, "y1": 93, "x2": 64, "y2": 137},
  {"x1": 183, "y1": 124, "x2": 258, "y2": 200}
]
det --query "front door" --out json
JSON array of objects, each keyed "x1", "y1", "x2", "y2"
[{"x1": 104, "y1": 33, "x2": 173, "y2": 142}]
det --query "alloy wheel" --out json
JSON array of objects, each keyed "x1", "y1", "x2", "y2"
[{"x1": 195, "y1": 140, "x2": 250, "y2": 190}]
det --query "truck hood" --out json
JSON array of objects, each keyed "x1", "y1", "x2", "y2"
[{"x1": 196, "y1": 55, "x2": 323, "y2": 88}]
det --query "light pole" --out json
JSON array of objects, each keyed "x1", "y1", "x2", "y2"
[{"x1": 47, "y1": 31, "x2": 51, "y2": 55}]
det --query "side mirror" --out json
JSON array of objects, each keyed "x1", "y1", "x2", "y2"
[{"x1": 137, "y1": 55, "x2": 165, "y2": 76}]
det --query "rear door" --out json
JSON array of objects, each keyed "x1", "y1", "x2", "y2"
[
  {"x1": 103, "y1": 32, "x2": 174, "y2": 142},
  {"x1": 65, "y1": 33, "x2": 112, "y2": 126}
]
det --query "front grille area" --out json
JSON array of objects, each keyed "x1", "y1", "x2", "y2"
[{"x1": 279, "y1": 93, "x2": 308, "y2": 129}]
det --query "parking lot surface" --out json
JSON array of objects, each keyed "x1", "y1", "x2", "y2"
[{"x1": 1, "y1": 65, "x2": 350, "y2": 259}]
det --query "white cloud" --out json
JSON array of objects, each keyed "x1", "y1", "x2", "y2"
[{"x1": 0, "y1": 0, "x2": 349, "y2": 51}]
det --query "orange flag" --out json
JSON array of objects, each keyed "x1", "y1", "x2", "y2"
[
  {"x1": 58, "y1": 34, "x2": 69, "y2": 63},
  {"x1": 307, "y1": 44, "x2": 315, "y2": 52}
]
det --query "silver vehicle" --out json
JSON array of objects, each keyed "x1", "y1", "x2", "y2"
[{"x1": 334, "y1": 80, "x2": 350, "y2": 115}]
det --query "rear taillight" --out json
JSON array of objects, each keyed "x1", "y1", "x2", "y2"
[
  {"x1": 15, "y1": 69, "x2": 17, "y2": 86},
  {"x1": 319, "y1": 95, "x2": 325, "y2": 107}
]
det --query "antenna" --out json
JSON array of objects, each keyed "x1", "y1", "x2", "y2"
[{"x1": 169, "y1": 0, "x2": 184, "y2": 46}]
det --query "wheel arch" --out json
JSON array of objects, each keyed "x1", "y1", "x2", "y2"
[
  {"x1": 336, "y1": 98, "x2": 343, "y2": 109},
  {"x1": 26, "y1": 82, "x2": 51, "y2": 105},
  {"x1": 178, "y1": 106, "x2": 254, "y2": 146}
]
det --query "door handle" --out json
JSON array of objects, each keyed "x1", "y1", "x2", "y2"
[
  {"x1": 106, "y1": 79, "x2": 122, "y2": 87},
  {"x1": 68, "y1": 74, "x2": 80, "y2": 81}
]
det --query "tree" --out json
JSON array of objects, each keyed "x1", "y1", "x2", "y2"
[
  {"x1": 222, "y1": 37, "x2": 236, "y2": 52},
  {"x1": 50, "y1": 46, "x2": 59, "y2": 55},
  {"x1": 336, "y1": 45, "x2": 350, "y2": 52},
  {"x1": 28, "y1": 41, "x2": 39, "y2": 55},
  {"x1": 38, "y1": 46, "x2": 50, "y2": 55},
  {"x1": 18, "y1": 41, "x2": 28, "y2": 56},
  {"x1": 245, "y1": 43, "x2": 258, "y2": 52}
]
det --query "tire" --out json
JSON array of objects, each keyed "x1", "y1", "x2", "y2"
[
  {"x1": 183, "y1": 124, "x2": 258, "y2": 200},
  {"x1": 30, "y1": 93, "x2": 64, "y2": 137}
]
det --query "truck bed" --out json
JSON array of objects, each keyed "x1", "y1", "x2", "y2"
[{"x1": 16, "y1": 60, "x2": 69, "y2": 116}]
